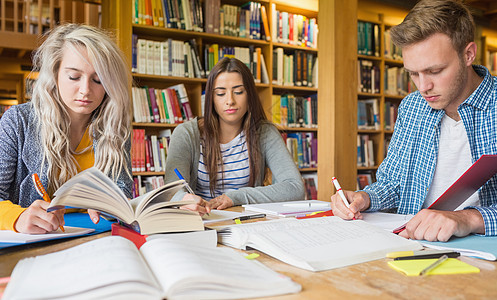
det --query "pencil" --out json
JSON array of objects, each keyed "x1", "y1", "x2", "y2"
[{"x1": 32, "y1": 173, "x2": 65, "y2": 232}]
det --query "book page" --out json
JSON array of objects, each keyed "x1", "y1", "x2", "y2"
[
  {"x1": 218, "y1": 217, "x2": 422, "y2": 271},
  {"x1": 140, "y1": 238, "x2": 301, "y2": 299},
  {"x1": 4, "y1": 236, "x2": 161, "y2": 299}
]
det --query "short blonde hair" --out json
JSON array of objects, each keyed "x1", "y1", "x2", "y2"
[{"x1": 390, "y1": 0, "x2": 475, "y2": 54}]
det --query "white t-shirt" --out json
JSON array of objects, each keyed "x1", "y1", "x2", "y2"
[{"x1": 423, "y1": 114, "x2": 480, "y2": 210}]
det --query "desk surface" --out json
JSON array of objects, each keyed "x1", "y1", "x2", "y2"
[{"x1": 1, "y1": 213, "x2": 497, "y2": 299}]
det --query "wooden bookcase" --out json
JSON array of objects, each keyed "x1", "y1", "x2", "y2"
[{"x1": 102, "y1": 0, "x2": 343, "y2": 196}]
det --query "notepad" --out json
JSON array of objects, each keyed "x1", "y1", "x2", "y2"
[{"x1": 388, "y1": 258, "x2": 480, "y2": 276}]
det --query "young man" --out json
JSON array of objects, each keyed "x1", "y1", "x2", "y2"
[{"x1": 331, "y1": 0, "x2": 497, "y2": 242}]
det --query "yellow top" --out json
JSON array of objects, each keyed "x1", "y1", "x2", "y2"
[{"x1": 0, "y1": 128, "x2": 94, "y2": 231}]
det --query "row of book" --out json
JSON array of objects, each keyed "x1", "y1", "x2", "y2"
[
  {"x1": 282, "y1": 132, "x2": 317, "y2": 169},
  {"x1": 204, "y1": 44, "x2": 269, "y2": 83},
  {"x1": 357, "y1": 134, "x2": 375, "y2": 168},
  {"x1": 358, "y1": 99, "x2": 380, "y2": 130},
  {"x1": 357, "y1": 171, "x2": 376, "y2": 190},
  {"x1": 132, "y1": 37, "x2": 270, "y2": 84},
  {"x1": 272, "y1": 94, "x2": 317, "y2": 129},
  {"x1": 357, "y1": 23, "x2": 402, "y2": 60},
  {"x1": 217, "y1": 2, "x2": 270, "y2": 41},
  {"x1": 271, "y1": 4, "x2": 318, "y2": 49},
  {"x1": 132, "y1": 0, "x2": 319, "y2": 48},
  {"x1": 384, "y1": 29, "x2": 403, "y2": 60},
  {"x1": 385, "y1": 66, "x2": 416, "y2": 96},
  {"x1": 133, "y1": 0, "x2": 204, "y2": 31},
  {"x1": 133, "y1": 37, "x2": 205, "y2": 78},
  {"x1": 302, "y1": 174, "x2": 318, "y2": 200},
  {"x1": 384, "y1": 101, "x2": 399, "y2": 131},
  {"x1": 357, "y1": 21, "x2": 380, "y2": 57},
  {"x1": 132, "y1": 129, "x2": 171, "y2": 173},
  {"x1": 133, "y1": 175, "x2": 166, "y2": 197},
  {"x1": 273, "y1": 48, "x2": 317, "y2": 87},
  {"x1": 133, "y1": 0, "x2": 270, "y2": 41},
  {"x1": 132, "y1": 84, "x2": 194, "y2": 124},
  {"x1": 357, "y1": 59, "x2": 380, "y2": 94}
]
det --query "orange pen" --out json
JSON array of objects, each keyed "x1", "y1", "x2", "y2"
[{"x1": 32, "y1": 173, "x2": 65, "y2": 232}]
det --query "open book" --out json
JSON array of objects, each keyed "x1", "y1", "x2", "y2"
[
  {"x1": 48, "y1": 167, "x2": 203, "y2": 235},
  {"x1": 4, "y1": 236, "x2": 301, "y2": 299},
  {"x1": 215, "y1": 216, "x2": 422, "y2": 271}
]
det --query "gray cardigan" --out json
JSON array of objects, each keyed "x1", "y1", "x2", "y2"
[
  {"x1": 0, "y1": 103, "x2": 133, "y2": 208},
  {"x1": 164, "y1": 118, "x2": 305, "y2": 205}
]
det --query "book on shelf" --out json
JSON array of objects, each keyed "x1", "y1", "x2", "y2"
[
  {"x1": 132, "y1": 85, "x2": 193, "y2": 124},
  {"x1": 4, "y1": 236, "x2": 301, "y2": 299},
  {"x1": 214, "y1": 217, "x2": 422, "y2": 272},
  {"x1": 357, "y1": 134, "x2": 375, "y2": 167},
  {"x1": 273, "y1": 94, "x2": 317, "y2": 128},
  {"x1": 132, "y1": 37, "x2": 204, "y2": 78},
  {"x1": 281, "y1": 132, "x2": 317, "y2": 169},
  {"x1": 384, "y1": 101, "x2": 399, "y2": 131},
  {"x1": 273, "y1": 48, "x2": 317, "y2": 88},
  {"x1": 357, "y1": 171, "x2": 375, "y2": 190},
  {"x1": 357, "y1": 59, "x2": 380, "y2": 94},
  {"x1": 302, "y1": 173, "x2": 318, "y2": 200},
  {"x1": 48, "y1": 167, "x2": 204, "y2": 235},
  {"x1": 357, "y1": 21, "x2": 380, "y2": 57},
  {"x1": 132, "y1": 128, "x2": 171, "y2": 175},
  {"x1": 384, "y1": 28, "x2": 402, "y2": 60},
  {"x1": 357, "y1": 98, "x2": 380, "y2": 130},
  {"x1": 271, "y1": 4, "x2": 318, "y2": 48}
]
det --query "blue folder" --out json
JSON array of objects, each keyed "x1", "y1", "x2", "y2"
[
  {"x1": 423, "y1": 235, "x2": 497, "y2": 261},
  {"x1": 0, "y1": 213, "x2": 113, "y2": 249}
]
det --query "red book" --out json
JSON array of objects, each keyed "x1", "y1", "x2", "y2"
[{"x1": 111, "y1": 223, "x2": 148, "y2": 249}]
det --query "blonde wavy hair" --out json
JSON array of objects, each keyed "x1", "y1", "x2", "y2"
[{"x1": 31, "y1": 23, "x2": 131, "y2": 194}]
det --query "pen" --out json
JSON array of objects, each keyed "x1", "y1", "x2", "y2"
[
  {"x1": 386, "y1": 249, "x2": 457, "y2": 258},
  {"x1": 173, "y1": 168, "x2": 209, "y2": 216},
  {"x1": 419, "y1": 254, "x2": 449, "y2": 276},
  {"x1": 282, "y1": 203, "x2": 330, "y2": 208},
  {"x1": 331, "y1": 177, "x2": 350, "y2": 208},
  {"x1": 174, "y1": 168, "x2": 195, "y2": 195},
  {"x1": 234, "y1": 214, "x2": 266, "y2": 221},
  {"x1": 32, "y1": 173, "x2": 65, "y2": 232},
  {"x1": 394, "y1": 252, "x2": 460, "y2": 261}
]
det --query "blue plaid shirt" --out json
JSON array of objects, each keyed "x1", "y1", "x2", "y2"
[{"x1": 364, "y1": 65, "x2": 497, "y2": 236}]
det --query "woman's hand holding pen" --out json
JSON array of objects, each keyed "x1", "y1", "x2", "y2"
[
  {"x1": 180, "y1": 193, "x2": 211, "y2": 216},
  {"x1": 330, "y1": 190, "x2": 370, "y2": 220},
  {"x1": 15, "y1": 200, "x2": 65, "y2": 234}
]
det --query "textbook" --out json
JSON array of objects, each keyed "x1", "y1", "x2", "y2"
[
  {"x1": 215, "y1": 216, "x2": 422, "y2": 271},
  {"x1": 4, "y1": 236, "x2": 301, "y2": 299},
  {"x1": 48, "y1": 167, "x2": 204, "y2": 235}
]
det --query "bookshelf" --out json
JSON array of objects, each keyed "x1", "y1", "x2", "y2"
[
  {"x1": 353, "y1": 1, "x2": 410, "y2": 189},
  {"x1": 102, "y1": 0, "x2": 328, "y2": 197}
]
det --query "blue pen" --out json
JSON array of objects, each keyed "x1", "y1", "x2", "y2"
[{"x1": 174, "y1": 168, "x2": 196, "y2": 195}]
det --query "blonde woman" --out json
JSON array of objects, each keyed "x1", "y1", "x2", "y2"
[{"x1": 0, "y1": 24, "x2": 132, "y2": 234}]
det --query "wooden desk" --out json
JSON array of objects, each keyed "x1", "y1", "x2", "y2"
[{"x1": 1, "y1": 215, "x2": 496, "y2": 299}]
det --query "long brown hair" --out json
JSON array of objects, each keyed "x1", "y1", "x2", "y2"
[{"x1": 201, "y1": 57, "x2": 267, "y2": 196}]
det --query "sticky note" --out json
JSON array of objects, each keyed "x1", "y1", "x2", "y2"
[
  {"x1": 388, "y1": 258, "x2": 480, "y2": 276},
  {"x1": 235, "y1": 219, "x2": 242, "y2": 225},
  {"x1": 245, "y1": 253, "x2": 260, "y2": 260}
]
